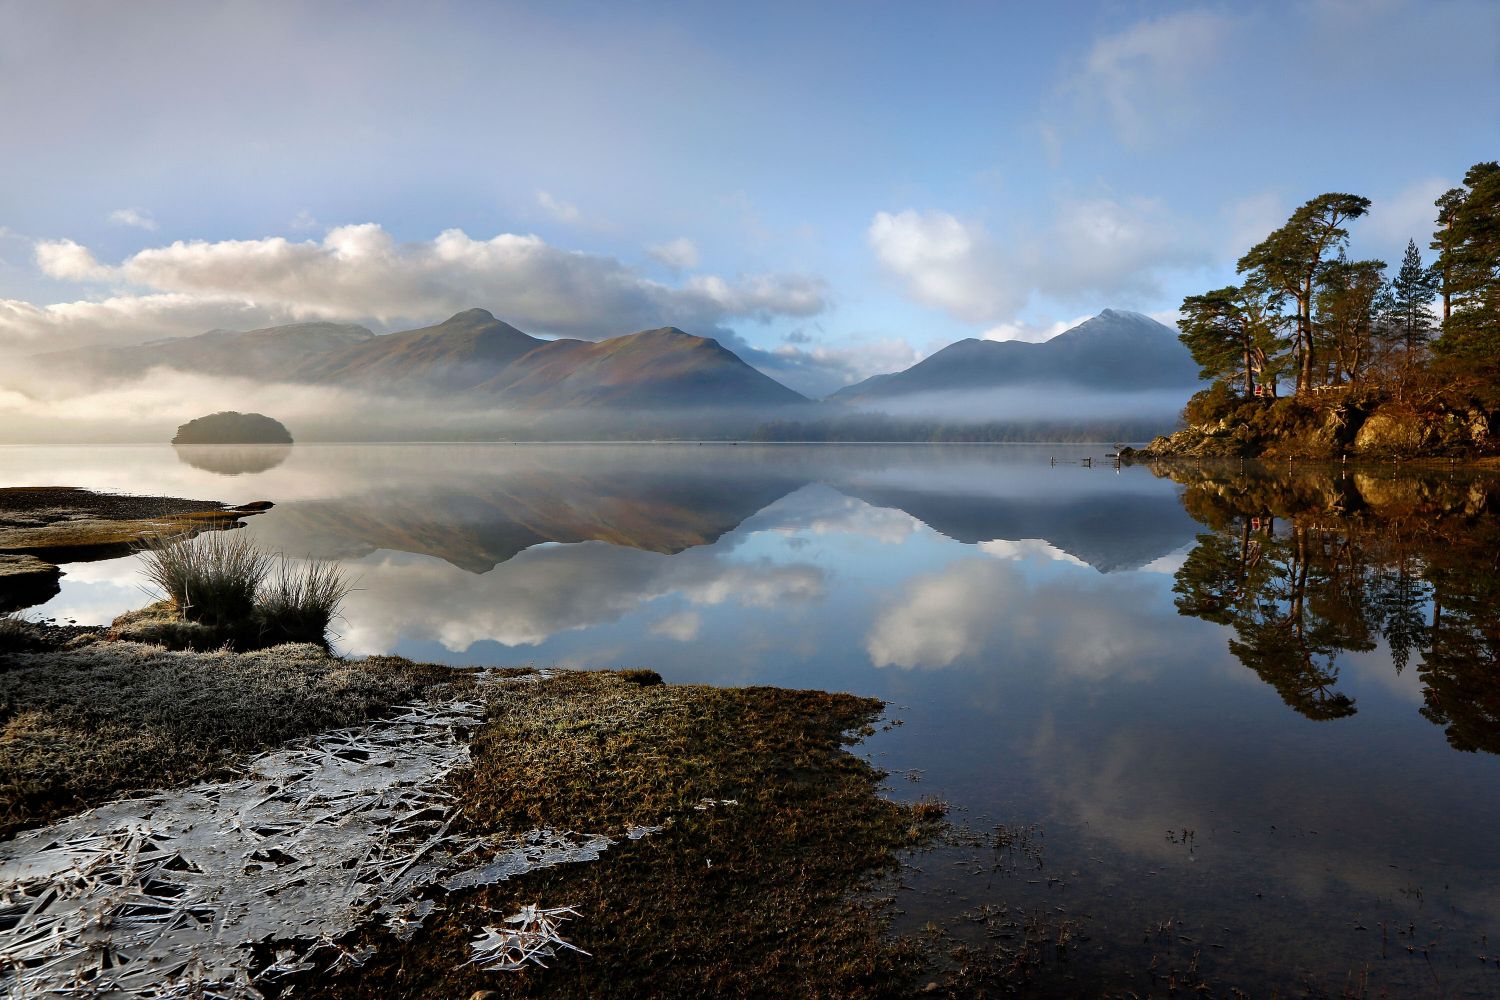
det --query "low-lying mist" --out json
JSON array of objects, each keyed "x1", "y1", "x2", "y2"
[
  {"x1": 847, "y1": 385, "x2": 1190, "y2": 425},
  {"x1": 0, "y1": 362, "x2": 1185, "y2": 444}
]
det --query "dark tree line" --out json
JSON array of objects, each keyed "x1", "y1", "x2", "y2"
[{"x1": 1178, "y1": 161, "x2": 1500, "y2": 408}]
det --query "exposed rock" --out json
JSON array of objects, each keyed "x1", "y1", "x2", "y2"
[{"x1": 1353, "y1": 407, "x2": 1431, "y2": 456}]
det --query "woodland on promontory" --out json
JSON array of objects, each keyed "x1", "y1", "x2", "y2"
[{"x1": 1145, "y1": 161, "x2": 1500, "y2": 458}]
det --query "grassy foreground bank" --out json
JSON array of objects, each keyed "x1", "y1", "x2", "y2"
[{"x1": 0, "y1": 624, "x2": 943, "y2": 997}]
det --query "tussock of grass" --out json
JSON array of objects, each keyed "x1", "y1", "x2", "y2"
[
  {"x1": 0, "y1": 642, "x2": 474, "y2": 836},
  {"x1": 133, "y1": 533, "x2": 355, "y2": 648},
  {"x1": 141, "y1": 530, "x2": 271, "y2": 627},
  {"x1": 0, "y1": 611, "x2": 32, "y2": 653},
  {"x1": 291, "y1": 671, "x2": 942, "y2": 999},
  {"x1": 257, "y1": 557, "x2": 357, "y2": 645}
]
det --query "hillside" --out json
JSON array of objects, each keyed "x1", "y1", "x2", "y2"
[
  {"x1": 28, "y1": 309, "x2": 810, "y2": 411},
  {"x1": 475, "y1": 327, "x2": 808, "y2": 408},
  {"x1": 289, "y1": 308, "x2": 546, "y2": 393},
  {"x1": 829, "y1": 309, "x2": 1198, "y2": 402},
  {"x1": 33, "y1": 321, "x2": 374, "y2": 382}
]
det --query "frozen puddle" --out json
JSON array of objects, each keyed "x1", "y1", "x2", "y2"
[{"x1": 0, "y1": 680, "x2": 612, "y2": 998}]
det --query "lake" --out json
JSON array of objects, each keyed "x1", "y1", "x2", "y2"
[{"x1": 3, "y1": 442, "x2": 1498, "y2": 996}]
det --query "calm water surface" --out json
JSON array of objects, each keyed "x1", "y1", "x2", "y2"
[{"x1": 4, "y1": 443, "x2": 1498, "y2": 996}]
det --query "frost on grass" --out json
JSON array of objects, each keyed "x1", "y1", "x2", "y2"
[{"x1": 0, "y1": 681, "x2": 612, "y2": 998}]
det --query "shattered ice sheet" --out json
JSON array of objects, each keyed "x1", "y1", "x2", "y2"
[
  {"x1": 0, "y1": 689, "x2": 613, "y2": 998},
  {"x1": 467, "y1": 904, "x2": 588, "y2": 972}
]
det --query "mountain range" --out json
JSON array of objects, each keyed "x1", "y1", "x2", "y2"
[
  {"x1": 828, "y1": 309, "x2": 1197, "y2": 403},
  {"x1": 33, "y1": 307, "x2": 1196, "y2": 411}
]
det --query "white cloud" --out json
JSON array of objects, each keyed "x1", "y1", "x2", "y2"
[
  {"x1": 981, "y1": 314, "x2": 1091, "y2": 344},
  {"x1": 34, "y1": 239, "x2": 111, "y2": 281},
  {"x1": 333, "y1": 544, "x2": 825, "y2": 653},
  {"x1": 1361, "y1": 177, "x2": 1449, "y2": 254},
  {"x1": 651, "y1": 610, "x2": 702, "y2": 642},
  {"x1": 2, "y1": 224, "x2": 827, "y2": 352},
  {"x1": 721, "y1": 330, "x2": 919, "y2": 398},
  {"x1": 1067, "y1": 10, "x2": 1235, "y2": 146},
  {"x1": 866, "y1": 557, "x2": 1183, "y2": 675},
  {"x1": 646, "y1": 237, "x2": 700, "y2": 271},
  {"x1": 108, "y1": 207, "x2": 158, "y2": 231},
  {"x1": 0, "y1": 293, "x2": 297, "y2": 351},
  {"x1": 870, "y1": 198, "x2": 1201, "y2": 328},
  {"x1": 868, "y1": 210, "x2": 1022, "y2": 324},
  {"x1": 978, "y1": 538, "x2": 1087, "y2": 567},
  {"x1": 535, "y1": 190, "x2": 581, "y2": 224}
]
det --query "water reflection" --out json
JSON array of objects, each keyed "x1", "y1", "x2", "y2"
[
  {"x1": 8, "y1": 444, "x2": 1500, "y2": 995},
  {"x1": 1162, "y1": 463, "x2": 1500, "y2": 750},
  {"x1": 173, "y1": 444, "x2": 292, "y2": 475}
]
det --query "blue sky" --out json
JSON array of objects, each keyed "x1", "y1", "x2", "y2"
[{"x1": 1, "y1": 0, "x2": 1496, "y2": 395}]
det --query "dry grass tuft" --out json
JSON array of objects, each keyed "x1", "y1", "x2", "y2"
[
  {"x1": 0, "y1": 611, "x2": 33, "y2": 653},
  {"x1": 134, "y1": 533, "x2": 355, "y2": 648},
  {"x1": 257, "y1": 556, "x2": 357, "y2": 645},
  {"x1": 911, "y1": 797, "x2": 950, "y2": 821},
  {"x1": 140, "y1": 530, "x2": 270, "y2": 627}
]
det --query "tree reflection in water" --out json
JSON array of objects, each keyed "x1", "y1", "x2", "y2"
[{"x1": 1164, "y1": 463, "x2": 1500, "y2": 749}]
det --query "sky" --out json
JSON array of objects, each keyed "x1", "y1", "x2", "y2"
[{"x1": 1, "y1": 0, "x2": 1497, "y2": 397}]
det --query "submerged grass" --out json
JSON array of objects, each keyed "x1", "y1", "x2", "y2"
[
  {"x1": 0, "y1": 641, "x2": 473, "y2": 837},
  {"x1": 288, "y1": 670, "x2": 942, "y2": 999}
]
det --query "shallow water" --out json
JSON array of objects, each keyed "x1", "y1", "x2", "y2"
[{"x1": 4, "y1": 442, "x2": 1499, "y2": 996}]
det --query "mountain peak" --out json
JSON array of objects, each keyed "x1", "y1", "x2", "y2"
[
  {"x1": 444, "y1": 307, "x2": 498, "y2": 323},
  {"x1": 629, "y1": 326, "x2": 697, "y2": 339},
  {"x1": 829, "y1": 308, "x2": 1196, "y2": 401}
]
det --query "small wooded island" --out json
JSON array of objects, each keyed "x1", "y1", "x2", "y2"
[
  {"x1": 1128, "y1": 161, "x2": 1499, "y2": 461},
  {"x1": 172, "y1": 411, "x2": 293, "y2": 445}
]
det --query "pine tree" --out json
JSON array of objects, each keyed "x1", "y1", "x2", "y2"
[
  {"x1": 1178, "y1": 282, "x2": 1288, "y2": 397},
  {"x1": 1432, "y1": 162, "x2": 1500, "y2": 400},
  {"x1": 1239, "y1": 193, "x2": 1372, "y2": 393},
  {"x1": 1389, "y1": 239, "x2": 1439, "y2": 354}
]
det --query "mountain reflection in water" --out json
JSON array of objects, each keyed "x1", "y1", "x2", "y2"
[{"x1": 6, "y1": 443, "x2": 1500, "y2": 996}]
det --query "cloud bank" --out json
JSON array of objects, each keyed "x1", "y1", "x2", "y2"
[
  {"x1": 868, "y1": 199, "x2": 1202, "y2": 335},
  {"x1": 2, "y1": 224, "x2": 828, "y2": 354}
]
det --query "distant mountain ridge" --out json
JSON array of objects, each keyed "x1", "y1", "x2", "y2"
[
  {"x1": 36, "y1": 309, "x2": 807, "y2": 410},
  {"x1": 34, "y1": 320, "x2": 376, "y2": 382},
  {"x1": 31, "y1": 306, "x2": 1194, "y2": 415},
  {"x1": 828, "y1": 309, "x2": 1197, "y2": 402}
]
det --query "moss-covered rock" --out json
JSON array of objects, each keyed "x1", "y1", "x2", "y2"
[{"x1": 1353, "y1": 406, "x2": 1431, "y2": 455}]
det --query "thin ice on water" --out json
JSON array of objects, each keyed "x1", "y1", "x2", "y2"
[
  {"x1": 0, "y1": 686, "x2": 613, "y2": 998},
  {"x1": 467, "y1": 904, "x2": 589, "y2": 972}
]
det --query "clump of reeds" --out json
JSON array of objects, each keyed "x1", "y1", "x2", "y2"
[
  {"x1": 1, "y1": 610, "x2": 33, "y2": 652},
  {"x1": 256, "y1": 556, "x2": 356, "y2": 645},
  {"x1": 140, "y1": 530, "x2": 271, "y2": 627},
  {"x1": 138, "y1": 531, "x2": 353, "y2": 646}
]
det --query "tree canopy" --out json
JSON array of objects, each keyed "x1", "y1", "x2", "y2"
[{"x1": 1178, "y1": 160, "x2": 1497, "y2": 417}]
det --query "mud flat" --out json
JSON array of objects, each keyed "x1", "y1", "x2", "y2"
[{"x1": 0, "y1": 486, "x2": 271, "y2": 612}]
